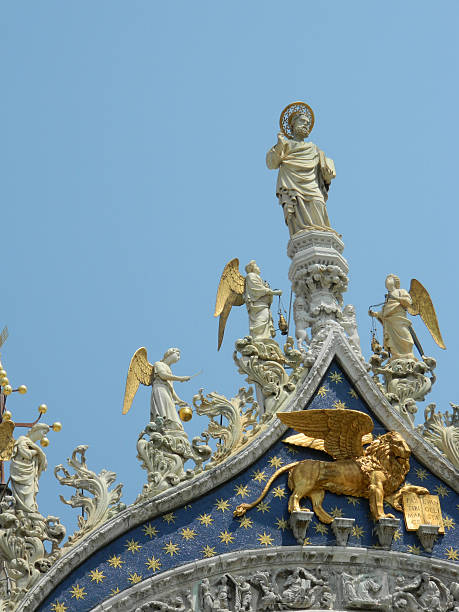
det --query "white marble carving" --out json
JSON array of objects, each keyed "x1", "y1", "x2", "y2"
[{"x1": 417, "y1": 403, "x2": 459, "y2": 469}]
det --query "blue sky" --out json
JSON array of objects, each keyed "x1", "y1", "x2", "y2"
[{"x1": 1, "y1": 1, "x2": 458, "y2": 534}]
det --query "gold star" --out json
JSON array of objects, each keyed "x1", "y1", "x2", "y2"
[
  {"x1": 128, "y1": 572, "x2": 142, "y2": 584},
  {"x1": 258, "y1": 531, "x2": 274, "y2": 546},
  {"x1": 219, "y1": 530, "x2": 235, "y2": 544},
  {"x1": 287, "y1": 446, "x2": 299, "y2": 455},
  {"x1": 317, "y1": 386, "x2": 328, "y2": 397},
  {"x1": 108, "y1": 554, "x2": 124, "y2": 568},
  {"x1": 202, "y1": 544, "x2": 216, "y2": 558},
  {"x1": 330, "y1": 506, "x2": 343, "y2": 518},
  {"x1": 407, "y1": 544, "x2": 421, "y2": 555},
  {"x1": 145, "y1": 556, "x2": 162, "y2": 572},
  {"x1": 333, "y1": 400, "x2": 347, "y2": 409},
  {"x1": 215, "y1": 498, "x2": 230, "y2": 512},
  {"x1": 349, "y1": 389, "x2": 358, "y2": 399},
  {"x1": 238, "y1": 516, "x2": 253, "y2": 529},
  {"x1": 235, "y1": 484, "x2": 250, "y2": 498},
  {"x1": 163, "y1": 540, "x2": 179, "y2": 556},
  {"x1": 269, "y1": 456, "x2": 283, "y2": 468},
  {"x1": 393, "y1": 529, "x2": 402, "y2": 541},
  {"x1": 70, "y1": 585, "x2": 86, "y2": 600},
  {"x1": 303, "y1": 537, "x2": 311, "y2": 546},
  {"x1": 125, "y1": 539, "x2": 142, "y2": 553},
  {"x1": 51, "y1": 603, "x2": 68, "y2": 612},
  {"x1": 330, "y1": 371, "x2": 343, "y2": 383},
  {"x1": 257, "y1": 501, "x2": 270, "y2": 514},
  {"x1": 273, "y1": 486, "x2": 286, "y2": 499},
  {"x1": 275, "y1": 517, "x2": 288, "y2": 531},
  {"x1": 435, "y1": 485, "x2": 449, "y2": 497},
  {"x1": 162, "y1": 512, "x2": 176, "y2": 524},
  {"x1": 180, "y1": 527, "x2": 197, "y2": 540},
  {"x1": 445, "y1": 547, "x2": 459, "y2": 561},
  {"x1": 352, "y1": 525, "x2": 364, "y2": 539},
  {"x1": 415, "y1": 468, "x2": 427, "y2": 481},
  {"x1": 314, "y1": 522, "x2": 328, "y2": 535},
  {"x1": 143, "y1": 523, "x2": 158, "y2": 538},
  {"x1": 111, "y1": 587, "x2": 120, "y2": 596},
  {"x1": 346, "y1": 497, "x2": 359, "y2": 506},
  {"x1": 197, "y1": 513, "x2": 214, "y2": 527},
  {"x1": 253, "y1": 469, "x2": 268, "y2": 483},
  {"x1": 89, "y1": 569, "x2": 105, "y2": 583},
  {"x1": 443, "y1": 516, "x2": 455, "y2": 531}
]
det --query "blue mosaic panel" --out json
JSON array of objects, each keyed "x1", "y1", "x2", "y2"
[{"x1": 41, "y1": 360, "x2": 458, "y2": 612}]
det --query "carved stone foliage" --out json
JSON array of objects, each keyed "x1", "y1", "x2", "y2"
[
  {"x1": 233, "y1": 336, "x2": 306, "y2": 414},
  {"x1": 134, "y1": 417, "x2": 212, "y2": 504},
  {"x1": 54, "y1": 445, "x2": 125, "y2": 547},
  {"x1": 417, "y1": 403, "x2": 459, "y2": 469},
  {"x1": 369, "y1": 350, "x2": 437, "y2": 425}
]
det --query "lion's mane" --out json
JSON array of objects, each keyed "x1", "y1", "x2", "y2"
[{"x1": 357, "y1": 432, "x2": 410, "y2": 496}]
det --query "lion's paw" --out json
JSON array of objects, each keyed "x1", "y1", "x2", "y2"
[{"x1": 233, "y1": 503, "x2": 250, "y2": 517}]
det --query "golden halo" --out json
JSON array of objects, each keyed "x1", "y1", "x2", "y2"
[{"x1": 279, "y1": 101, "x2": 315, "y2": 139}]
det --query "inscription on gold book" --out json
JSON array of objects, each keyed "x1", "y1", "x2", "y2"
[{"x1": 402, "y1": 493, "x2": 444, "y2": 534}]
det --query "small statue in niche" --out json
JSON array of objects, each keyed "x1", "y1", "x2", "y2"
[{"x1": 266, "y1": 102, "x2": 336, "y2": 237}]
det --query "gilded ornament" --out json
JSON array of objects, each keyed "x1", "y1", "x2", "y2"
[
  {"x1": 178, "y1": 406, "x2": 192, "y2": 422},
  {"x1": 40, "y1": 436, "x2": 50, "y2": 447},
  {"x1": 279, "y1": 101, "x2": 315, "y2": 139},
  {"x1": 0, "y1": 377, "x2": 9, "y2": 386},
  {"x1": 2, "y1": 410, "x2": 12, "y2": 421},
  {"x1": 3, "y1": 385, "x2": 12, "y2": 395},
  {"x1": 234, "y1": 408, "x2": 430, "y2": 524},
  {"x1": 17, "y1": 385, "x2": 27, "y2": 394},
  {"x1": 52, "y1": 421, "x2": 62, "y2": 432},
  {"x1": 38, "y1": 403, "x2": 48, "y2": 414},
  {"x1": 0, "y1": 419, "x2": 15, "y2": 460}
]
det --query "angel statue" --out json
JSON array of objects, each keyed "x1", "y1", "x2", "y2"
[
  {"x1": 234, "y1": 408, "x2": 430, "y2": 524},
  {"x1": 214, "y1": 259, "x2": 281, "y2": 350},
  {"x1": 266, "y1": 102, "x2": 336, "y2": 237},
  {"x1": 369, "y1": 275, "x2": 445, "y2": 361},
  {"x1": 122, "y1": 347, "x2": 191, "y2": 428}
]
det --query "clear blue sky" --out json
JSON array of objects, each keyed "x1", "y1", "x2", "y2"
[{"x1": 1, "y1": 1, "x2": 458, "y2": 535}]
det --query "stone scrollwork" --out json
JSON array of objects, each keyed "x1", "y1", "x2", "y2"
[
  {"x1": 233, "y1": 336, "x2": 306, "y2": 414},
  {"x1": 54, "y1": 445, "x2": 125, "y2": 547},
  {"x1": 369, "y1": 350, "x2": 436, "y2": 426},
  {"x1": 134, "y1": 417, "x2": 212, "y2": 504},
  {"x1": 417, "y1": 403, "x2": 459, "y2": 469}
]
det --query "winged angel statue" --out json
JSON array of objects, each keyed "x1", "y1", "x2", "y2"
[
  {"x1": 122, "y1": 347, "x2": 191, "y2": 428},
  {"x1": 214, "y1": 259, "x2": 281, "y2": 350},
  {"x1": 369, "y1": 275, "x2": 445, "y2": 360},
  {"x1": 234, "y1": 408, "x2": 429, "y2": 524}
]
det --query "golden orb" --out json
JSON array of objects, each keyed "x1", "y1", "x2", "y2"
[
  {"x1": 179, "y1": 406, "x2": 193, "y2": 422},
  {"x1": 0, "y1": 378, "x2": 9, "y2": 387},
  {"x1": 3, "y1": 385, "x2": 12, "y2": 396},
  {"x1": 18, "y1": 385, "x2": 27, "y2": 394},
  {"x1": 40, "y1": 437, "x2": 49, "y2": 448},
  {"x1": 0, "y1": 370, "x2": 7, "y2": 378},
  {"x1": 2, "y1": 410, "x2": 12, "y2": 421},
  {"x1": 52, "y1": 421, "x2": 62, "y2": 432}
]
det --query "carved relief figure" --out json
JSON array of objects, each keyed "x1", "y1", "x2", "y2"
[
  {"x1": 293, "y1": 296, "x2": 310, "y2": 350},
  {"x1": 282, "y1": 567, "x2": 324, "y2": 606},
  {"x1": 214, "y1": 258, "x2": 281, "y2": 349},
  {"x1": 122, "y1": 347, "x2": 191, "y2": 428},
  {"x1": 10, "y1": 423, "x2": 49, "y2": 514},
  {"x1": 369, "y1": 275, "x2": 445, "y2": 361},
  {"x1": 266, "y1": 102, "x2": 336, "y2": 236},
  {"x1": 234, "y1": 408, "x2": 429, "y2": 524},
  {"x1": 341, "y1": 304, "x2": 362, "y2": 352}
]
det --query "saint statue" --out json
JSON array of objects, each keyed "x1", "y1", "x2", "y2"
[
  {"x1": 214, "y1": 258, "x2": 281, "y2": 350},
  {"x1": 122, "y1": 347, "x2": 191, "y2": 429},
  {"x1": 266, "y1": 102, "x2": 336, "y2": 237},
  {"x1": 10, "y1": 423, "x2": 50, "y2": 515},
  {"x1": 369, "y1": 275, "x2": 445, "y2": 361}
]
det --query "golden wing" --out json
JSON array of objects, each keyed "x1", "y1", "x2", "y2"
[
  {"x1": 0, "y1": 420, "x2": 15, "y2": 460},
  {"x1": 214, "y1": 258, "x2": 245, "y2": 350},
  {"x1": 277, "y1": 408, "x2": 374, "y2": 460},
  {"x1": 408, "y1": 279, "x2": 446, "y2": 349},
  {"x1": 283, "y1": 431, "x2": 373, "y2": 450},
  {"x1": 122, "y1": 347, "x2": 154, "y2": 415}
]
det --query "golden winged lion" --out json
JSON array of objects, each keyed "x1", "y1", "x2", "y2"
[
  {"x1": 234, "y1": 408, "x2": 429, "y2": 524},
  {"x1": 214, "y1": 258, "x2": 281, "y2": 350},
  {"x1": 369, "y1": 275, "x2": 445, "y2": 360}
]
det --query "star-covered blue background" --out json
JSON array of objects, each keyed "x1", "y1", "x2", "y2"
[{"x1": 40, "y1": 361, "x2": 458, "y2": 612}]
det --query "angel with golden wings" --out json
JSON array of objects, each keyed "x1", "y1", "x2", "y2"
[
  {"x1": 214, "y1": 259, "x2": 281, "y2": 350},
  {"x1": 122, "y1": 347, "x2": 190, "y2": 428},
  {"x1": 369, "y1": 275, "x2": 445, "y2": 360}
]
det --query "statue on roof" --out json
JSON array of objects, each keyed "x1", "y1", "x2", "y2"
[
  {"x1": 214, "y1": 258, "x2": 281, "y2": 350},
  {"x1": 266, "y1": 102, "x2": 336, "y2": 237},
  {"x1": 369, "y1": 275, "x2": 445, "y2": 361}
]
